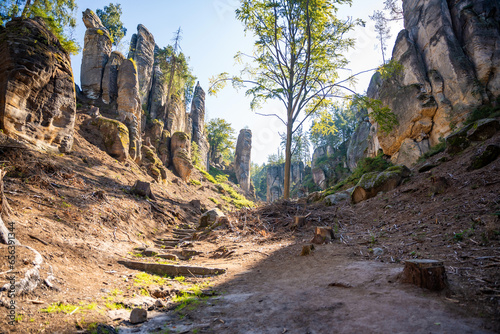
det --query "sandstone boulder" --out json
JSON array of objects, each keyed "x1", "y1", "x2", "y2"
[
  {"x1": 351, "y1": 165, "x2": 411, "y2": 204},
  {"x1": 234, "y1": 129, "x2": 252, "y2": 193},
  {"x1": 324, "y1": 189, "x2": 351, "y2": 206},
  {"x1": 94, "y1": 116, "x2": 129, "y2": 161},
  {"x1": 129, "y1": 308, "x2": 147, "y2": 324},
  {"x1": 445, "y1": 124, "x2": 473, "y2": 154},
  {"x1": 80, "y1": 9, "x2": 112, "y2": 99},
  {"x1": 170, "y1": 132, "x2": 191, "y2": 155},
  {"x1": 117, "y1": 59, "x2": 142, "y2": 161},
  {"x1": 0, "y1": 18, "x2": 76, "y2": 153},
  {"x1": 102, "y1": 51, "x2": 125, "y2": 104},
  {"x1": 141, "y1": 144, "x2": 167, "y2": 183},
  {"x1": 199, "y1": 208, "x2": 225, "y2": 229},
  {"x1": 172, "y1": 149, "x2": 193, "y2": 182},
  {"x1": 165, "y1": 94, "x2": 186, "y2": 134},
  {"x1": 466, "y1": 119, "x2": 500, "y2": 142},
  {"x1": 128, "y1": 24, "x2": 155, "y2": 105},
  {"x1": 468, "y1": 144, "x2": 500, "y2": 171}
]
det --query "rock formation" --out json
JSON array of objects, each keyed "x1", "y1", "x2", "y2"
[
  {"x1": 80, "y1": 9, "x2": 112, "y2": 99},
  {"x1": 128, "y1": 24, "x2": 155, "y2": 106},
  {"x1": 93, "y1": 116, "x2": 129, "y2": 161},
  {"x1": 266, "y1": 162, "x2": 304, "y2": 202},
  {"x1": 311, "y1": 143, "x2": 350, "y2": 189},
  {"x1": 117, "y1": 59, "x2": 142, "y2": 161},
  {"x1": 0, "y1": 18, "x2": 76, "y2": 153},
  {"x1": 102, "y1": 51, "x2": 125, "y2": 105},
  {"x1": 171, "y1": 132, "x2": 193, "y2": 181},
  {"x1": 190, "y1": 83, "x2": 210, "y2": 169},
  {"x1": 350, "y1": 0, "x2": 500, "y2": 168},
  {"x1": 234, "y1": 129, "x2": 252, "y2": 193},
  {"x1": 148, "y1": 57, "x2": 167, "y2": 121}
]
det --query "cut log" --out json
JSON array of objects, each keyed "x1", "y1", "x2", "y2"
[
  {"x1": 117, "y1": 260, "x2": 226, "y2": 276},
  {"x1": 401, "y1": 259, "x2": 448, "y2": 291},
  {"x1": 300, "y1": 244, "x2": 314, "y2": 256},
  {"x1": 311, "y1": 226, "x2": 334, "y2": 244}
]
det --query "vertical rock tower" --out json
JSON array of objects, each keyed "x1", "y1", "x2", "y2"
[
  {"x1": 190, "y1": 82, "x2": 210, "y2": 169},
  {"x1": 234, "y1": 129, "x2": 252, "y2": 193},
  {"x1": 80, "y1": 9, "x2": 112, "y2": 99}
]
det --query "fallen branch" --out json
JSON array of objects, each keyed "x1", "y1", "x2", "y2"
[{"x1": 28, "y1": 234, "x2": 49, "y2": 246}]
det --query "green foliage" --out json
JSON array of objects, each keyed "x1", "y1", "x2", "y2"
[
  {"x1": 41, "y1": 302, "x2": 97, "y2": 314},
  {"x1": 251, "y1": 162, "x2": 267, "y2": 201},
  {"x1": 0, "y1": 0, "x2": 80, "y2": 54},
  {"x1": 323, "y1": 153, "x2": 392, "y2": 195},
  {"x1": 217, "y1": 183, "x2": 255, "y2": 208},
  {"x1": 208, "y1": 197, "x2": 219, "y2": 204},
  {"x1": 377, "y1": 59, "x2": 403, "y2": 80},
  {"x1": 210, "y1": 0, "x2": 360, "y2": 199},
  {"x1": 191, "y1": 141, "x2": 201, "y2": 167},
  {"x1": 206, "y1": 118, "x2": 235, "y2": 163},
  {"x1": 309, "y1": 102, "x2": 357, "y2": 150},
  {"x1": 352, "y1": 95, "x2": 398, "y2": 134},
  {"x1": 196, "y1": 166, "x2": 217, "y2": 184},
  {"x1": 157, "y1": 28, "x2": 196, "y2": 109},
  {"x1": 280, "y1": 125, "x2": 310, "y2": 164},
  {"x1": 465, "y1": 97, "x2": 500, "y2": 125},
  {"x1": 133, "y1": 272, "x2": 168, "y2": 286},
  {"x1": 189, "y1": 179, "x2": 201, "y2": 186},
  {"x1": 96, "y1": 3, "x2": 126, "y2": 47}
]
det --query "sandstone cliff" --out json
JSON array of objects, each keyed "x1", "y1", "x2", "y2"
[
  {"x1": 351, "y1": 0, "x2": 500, "y2": 167},
  {"x1": 234, "y1": 129, "x2": 252, "y2": 193},
  {"x1": 0, "y1": 18, "x2": 76, "y2": 153}
]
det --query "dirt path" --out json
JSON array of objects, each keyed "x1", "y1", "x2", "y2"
[{"x1": 119, "y1": 242, "x2": 494, "y2": 333}]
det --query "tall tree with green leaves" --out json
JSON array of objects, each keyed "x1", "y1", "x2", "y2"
[
  {"x1": 210, "y1": 0, "x2": 360, "y2": 199},
  {"x1": 0, "y1": 0, "x2": 79, "y2": 54},
  {"x1": 309, "y1": 102, "x2": 356, "y2": 150},
  {"x1": 369, "y1": 0, "x2": 403, "y2": 63},
  {"x1": 96, "y1": 3, "x2": 126, "y2": 48},
  {"x1": 206, "y1": 118, "x2": 235, "y2": 163},
  {"x1": 157, "y1": 28, "x2": 196, "y2": 110}
]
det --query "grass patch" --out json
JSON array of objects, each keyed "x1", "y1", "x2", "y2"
[
  {"x1": 196, "y1": 166, "x2": 217, "y2": 183},
  {"x1": 189, "y1": 179, "x2": 201, "y2": 186},
  {"x1": 208, "y1": 197, "x2": 219, "y2": 204},
  {"x1": 41, "y1": 302, "x2": 97, "y2": 314},
  {"x1": 133, "y1": 272, "x2": 169, "y2": 286}
]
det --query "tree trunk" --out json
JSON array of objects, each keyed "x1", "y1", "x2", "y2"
[
  {"x1": 283, "y1": 120, "x2": 293, "y2": 199},
  {"x1": 401, "y1": 259, "x2": 448, "y2": 291}
]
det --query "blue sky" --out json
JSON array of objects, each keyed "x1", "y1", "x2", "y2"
[{"x1": 70, "y1": 0, "x2": 402, "y2": 165}]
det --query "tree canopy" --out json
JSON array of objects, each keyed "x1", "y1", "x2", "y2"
[
  {"x1": 206, "y1": 118, "x2": 235, "y2": 163},
  {"x1": 210, "y1": 0, "x2": 360, "y2": 199},
  {"x1": 96, "y1": 3, "x2": 126, "y2": 48},
  {"x1": 0, "y1": 0, "x2": 79, "y2": 54},
  {"x1": 157, "y1": 28, "x2": 196, "y2": 110}
]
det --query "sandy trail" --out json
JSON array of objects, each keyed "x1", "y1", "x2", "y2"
[{"x1": 119, "y1": 242, "x2": 493, "y2": 333}]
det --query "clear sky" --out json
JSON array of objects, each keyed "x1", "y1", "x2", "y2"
[{"x1": 70, "y1": 0, "x2": 403, "y2": 165}]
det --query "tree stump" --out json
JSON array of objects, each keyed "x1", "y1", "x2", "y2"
[
  {"x1": 401, "y1": 259, "x2": 448, "y2": 291},
  {"x1": 291, "y1": 216, "x2": 307, "y2": 230},
  {"x1": 311, "y1": 226, "x2": 334, "y2": 244},
  {"x1": 131, "y1": 180, "x2": 156, "y2": 200}
]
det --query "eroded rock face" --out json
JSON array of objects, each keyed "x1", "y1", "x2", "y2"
[
  {"x1": 80, "y1": 9, "x2": 112, "y2": 100},
  {"x1": 234, "y1": 129, "x2": 252, "y2": 193},
  {"x1": 347, "y1": 109, "x2": 380, "y2": 171},
  {"x1": 170, "y1": 132, "x2": 193, "y2": 181},
  {"x1": 128, "y1": 24, "x2": 155, "y2": 105},
  {"x1": 117, "y1": 59, "x2": 142, "y2": 161},
  {"x1": 266, "y1": 162, "x2": 305, "y2": 202},
  {"x1": 94, "y1": 116, "x2": 129, "y2": 161},
  {"x1": 0, "y1": 18, "x2": 76, "y2": 153},
  {"x1": 363, "y1": 0, "x2": 500, "y2": 167},
  {"x1": 165, "y1": 95, "x2": 186, "y2": 134},
  {"x1": 190, "y1": 83, "x2": 210, "y2": 170},
  {"x1": 102, "y1": 51, "x2": 125, "y2": 105},
  {"x1": 148, "y1": 61, "x2": 167, "y2": 122}
]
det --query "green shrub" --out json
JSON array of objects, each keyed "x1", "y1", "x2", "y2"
[
  {"x1": 465, "y1": 97, "x2": 500, "y2": 125},
  {"x1": 417, "y1": 140, "x2": 446, "y2": 162}
]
